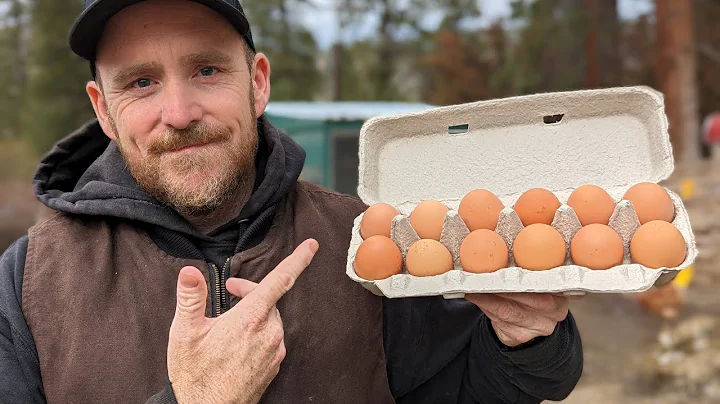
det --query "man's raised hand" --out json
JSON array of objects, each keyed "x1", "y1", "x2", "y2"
[{"x1": 167, "y1": 239, "x2": 319, "y2": 404}]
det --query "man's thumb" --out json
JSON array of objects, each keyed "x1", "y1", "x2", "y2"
[{"x1": 174, "y1": 266, "x2": 208, "y2": 326}]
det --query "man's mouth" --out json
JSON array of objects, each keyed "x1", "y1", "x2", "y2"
[{"x1": 165, "y1": 141, "x2": 216, "y2": 154}]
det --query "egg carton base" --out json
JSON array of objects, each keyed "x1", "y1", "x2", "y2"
[
  {"x1": 346, "y1": 187, "x2": 697, "y2": 297},
  {"x1": 366, "y1": 264, "x2": 683, "y2": 297}
]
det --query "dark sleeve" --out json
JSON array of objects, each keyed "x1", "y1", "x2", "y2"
[
  {"x1": 0, "y1": 236, "x2": 45, "y2": 404},
  {"x1": 383, "y1": 296, "x2": 481, "y2": 403},
  {"x1": 144, "y1": 379, "x2": 178, "y2": 404},
  {"x1": 384, "y1": 296, "x2": 583, "y2": 404},
  {"x1": 459, "y1": 312, "x2": 583, "y2": 403}
]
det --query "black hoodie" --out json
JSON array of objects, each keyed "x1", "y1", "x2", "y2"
[{"x1": 0, "y1": 117, "x2": 583, "y2": 403}]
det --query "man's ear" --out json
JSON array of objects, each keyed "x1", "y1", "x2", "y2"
[
  {"x1": 252, "y1": 53, "x2": 271, "y2": 118},
  {"x1": 86, "y1": 80, "x2": 117, "y2": 141}
]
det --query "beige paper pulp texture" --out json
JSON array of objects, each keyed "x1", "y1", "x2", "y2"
[{"x1": 345, "y1": 86, "x2": 698, "y2": 299}]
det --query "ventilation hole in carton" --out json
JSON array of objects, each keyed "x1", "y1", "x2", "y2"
[
  {"x1": 448, "y1": 124, "x2": 469, "y2": 134},
  {"x1": 543, "y1": 114, "x2": 564, "y2": 124}
]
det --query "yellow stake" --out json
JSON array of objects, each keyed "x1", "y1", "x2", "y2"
[
  {"x1": 674, "y1": 178, "x2": 696, "y2": 289},
  {"x1": 680, "y1": 178, "x2": 696, "y2": 201},
  {"x1": 673, "y1": 265, "x2": 694, "y2": 289}
]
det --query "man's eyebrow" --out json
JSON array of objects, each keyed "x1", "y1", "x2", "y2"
[
  {"x1": 111, "y1": 62, "x2": 161, "y2": 85},
  {"x1": 180, "y1": 50, "x2": 233, "y2": 66}
]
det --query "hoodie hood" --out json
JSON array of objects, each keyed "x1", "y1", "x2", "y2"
[{"x1": 33, "y1": 115, "x2": 306, "y2": 241}]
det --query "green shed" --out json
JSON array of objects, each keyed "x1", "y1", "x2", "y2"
[{"x1": 264, "y1": 101, "x2": 436, "y2": 196}]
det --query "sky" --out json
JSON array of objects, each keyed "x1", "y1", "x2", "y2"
[{"x1": 297, "y1": 0, "x2": 655, "y2": 50}]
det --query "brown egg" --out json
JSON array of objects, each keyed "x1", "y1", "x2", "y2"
[
  {"x1": 513, "y1": 188, "x2": 561, "y2": 226},
  {"x1": 512, "y1": 223, "x2": 566, "y2": 271},
  {"x1": 360, "y1": 203, "x2": 401, "y2": 239},
  {"x1": 623, "y1": 182, "x2": 675, "y2": 224},
  {"x1": 570, "y1": 224, "x2": 624, "y2": 270},
  {"x1": 458, "y1": 189, "x2": 505, "y2": 231},
  {"x1": 406, "y1": 239, "x2": 453, "y2": 277},
  {"x1": 460, "y1": 229, "x2": 509, "y2": 273},
  {"x1": 410, "y1": 200, "x2": 449, "y2": 241},
  {"x1": 567, "y1": 184, "x2": 616, "y2": 226},
  {"x1": 630, "y1": 220, "x2": 687, "y2": 269},
  {"x1": 353, "y1": 236, "x2": 403, "y2": 280}
]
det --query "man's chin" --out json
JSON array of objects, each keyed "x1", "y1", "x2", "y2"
[
  {"x1": 158, "y1": 157, "x2": 216, "y2": 180},
  {"x1": 161, "y1": 174, "x2": 220, "y2": 197},
  {"x1": 156, "y1": 170, "x2": 234, "y2": 212},
  {"x1": 160, "y1": 185, "x2": 224, "y2": 215}
]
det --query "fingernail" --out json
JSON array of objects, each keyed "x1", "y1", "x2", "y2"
[
  {"x1": 308, "y1": 239, "x2": 319, "y2": 254},
  {"x1": 179, "y1": 273, "x2": 199, "y2": 288}
]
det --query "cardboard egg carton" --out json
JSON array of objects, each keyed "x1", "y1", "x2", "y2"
[{"x1": 345, "y1": 86, "x2": 698, "y2": 299}]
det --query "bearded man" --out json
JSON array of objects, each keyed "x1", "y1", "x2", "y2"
[{"x1": 0, "y1": 1, "x2": 583, "y2": 403}]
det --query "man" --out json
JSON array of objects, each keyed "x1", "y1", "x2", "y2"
[{"x1": 0, "y1": 0, "x2": 583, "y2": 403}]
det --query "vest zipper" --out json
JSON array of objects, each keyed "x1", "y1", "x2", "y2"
[
  {"x1": 211, "y1": 258, "x2": 232, "y2": 316},
  {"x1": 210, "y1": 263, "x2": 221, "y2": 317}
]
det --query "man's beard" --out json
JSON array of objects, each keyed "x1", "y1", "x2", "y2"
[{"x1": 111, "y1": 112, "x2": 259, "y2": 217}]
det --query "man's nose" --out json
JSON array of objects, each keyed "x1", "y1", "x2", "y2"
[{"x1": 160, "y1": 81, "x2": 203, "y2": 130}]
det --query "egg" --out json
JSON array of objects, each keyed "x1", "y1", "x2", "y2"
[
  {"x1": 353, "y1": 235, "x2": 403, "y2": 280},
  {"x1": 512, "y1": 223, "x2": 566, "y2": 270},
  {"x1": 458, "y1": 189, "x2": 505, "y2": 231},
  {"x1": 570, "y1": 224, "x2": 624, "y2": 270},
  {"x1": 513, "y1": 188, "x2": 561, "y2": 226},
  {"x1": 406, "y1": 239, "x2": 454, "y2": 277},
  {"x1": 360, "y1": 203, "x2": 401, "y2": 239},
  {"x1": 460, "y1": 229, "x2": 509, "y2": 273},
  {"x1": 623, "y1": 182, "x2": 675, "y2": 224},
  {"x1": 567, "y1": 184, "x2": 616, "y2": 226},
  {"x1": 410, "y1": 200, "x2": 450, "y2": 241},
  {"x1": 630, "y1": 220, "x2": 687, "y2": 269}
]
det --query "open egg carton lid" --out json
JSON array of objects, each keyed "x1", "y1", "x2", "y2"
[{"x1": 346, "y1": 86, "x2": 698, "y2": 298}]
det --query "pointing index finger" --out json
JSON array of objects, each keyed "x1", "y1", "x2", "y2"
[{"x1": 243, "y1": 239, "x2": 319, "y2": 314}]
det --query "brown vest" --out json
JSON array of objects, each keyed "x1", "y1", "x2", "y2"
[{"x1": 22, "y1": 181, "x2": 394, "y2": 404}]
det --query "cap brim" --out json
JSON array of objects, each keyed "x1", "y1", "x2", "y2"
[{"x1": 69, "y1": 0, "x2": 253, "y2": 60}]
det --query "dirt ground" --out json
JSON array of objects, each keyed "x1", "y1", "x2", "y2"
[{"x1": 561, "y1": 159, "x2": 720, "y2": 404}]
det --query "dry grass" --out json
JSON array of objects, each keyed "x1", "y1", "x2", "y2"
[
  {"x1": 0, "y1": 139, "x2": 43, "y2": 252},
  {"x1": 0, "y1": 181, "x2": 42, "y2": 252}
]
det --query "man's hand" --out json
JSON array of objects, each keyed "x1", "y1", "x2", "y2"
[
  {"x1": 167, "y1": 239, "x2": 319, "y2": 404},
  {"x1": 465, "y1": 293, "x2": 572, "y2": 347}
]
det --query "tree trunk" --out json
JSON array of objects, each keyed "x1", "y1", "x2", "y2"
[
  {"x1": 375, "y1": 0, "x2": 395, "y2": 100},
  {"x1": 10, "y1": 0, "x2": 26, "y2": 96},
  {"x1": 584, "y1": 0, "x2": 619, "y2": 89},
  {"x1": 656, "y1": 0, "x2": 699, "y2": 162},
  {"x1": 332, "y1": 43, "x2": 343, "y2": 101},
  {"x1": 584, "y1": 0, "x2": 600, "y2": 88},
  {"x1": 598, "y1": 0, "x2": 619, "y2": 86}
]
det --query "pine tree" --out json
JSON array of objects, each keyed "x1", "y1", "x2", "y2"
[
  {"x1": 507, "y1": 0, "x2": 588, "y2": 94},
  {"x1": 21, "y1": 0, "x2": 97, "y2": 154},
  {"x1": 242, "y1": 0, "x2": 322, "y2": 101}
]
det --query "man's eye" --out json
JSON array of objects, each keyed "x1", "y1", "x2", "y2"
[
  {"x1": 135, "y1": 78, "x2": 152, "y2": 88},
  {"x1": 199, "y1": 67, "x2": 217, "y2": 76}
]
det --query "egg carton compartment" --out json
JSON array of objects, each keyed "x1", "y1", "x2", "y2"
[{"x1": 345, "y1": 186, "x2": 697, "y2": 299}]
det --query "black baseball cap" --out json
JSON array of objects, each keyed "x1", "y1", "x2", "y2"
[{"x1": 69, "y1": 0, "x2": 256, "y2": 61}]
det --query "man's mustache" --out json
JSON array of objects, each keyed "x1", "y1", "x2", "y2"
[{"x1": 147, "y1": 124, "x2": 232, "y2": 155}]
